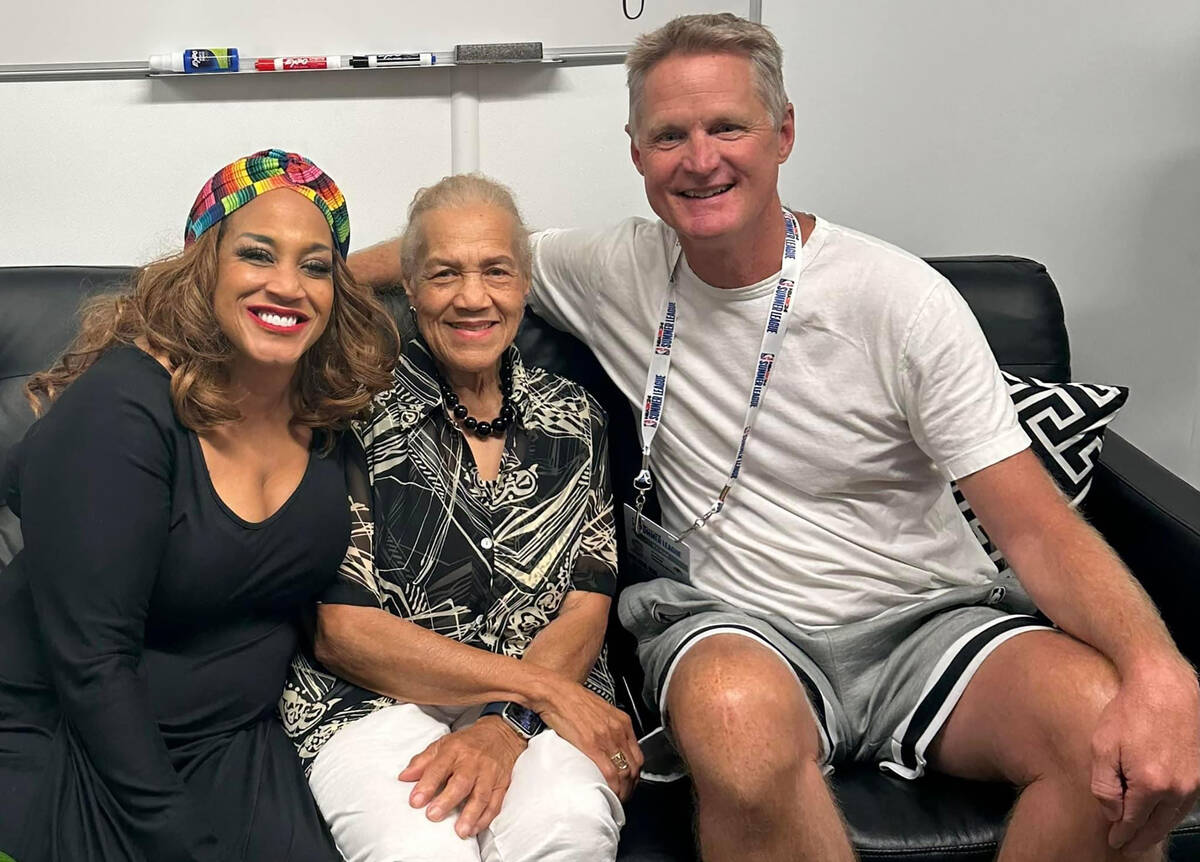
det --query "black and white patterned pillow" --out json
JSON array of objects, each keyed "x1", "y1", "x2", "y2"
[{"x1": 952, "y1": 371, "x2": 1129, "y2": 576}]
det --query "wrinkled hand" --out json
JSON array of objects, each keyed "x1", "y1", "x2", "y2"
[
  {"x1": 399, "y1": 717, "x2": 527, "y2": 838},
  {"x1": 1090, "y1": 661, "x2": 1200, "y2": 854},
  {"x1": 534, "y1": 677, "x2": 643, "y2": 800}
]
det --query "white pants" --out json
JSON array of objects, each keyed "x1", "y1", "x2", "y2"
[{"x1": 309, "y1": 703, "x2": 624, "y2": 862}]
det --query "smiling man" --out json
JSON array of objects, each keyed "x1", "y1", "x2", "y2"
[{"x1": 351, "y1": 14, "x2": 1200, "y2": 861}]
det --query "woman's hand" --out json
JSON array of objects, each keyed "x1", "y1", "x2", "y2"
[
  {"x1": 399, "y1": 716, "x2": 528, "y2": 838},
  {"x1": 532, "y1": 677, "x2": 644, "y2": 800}
]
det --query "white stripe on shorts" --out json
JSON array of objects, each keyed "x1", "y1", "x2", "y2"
[{"x1": 881, "y1": 613, "x2": 1052, "y2": 779}]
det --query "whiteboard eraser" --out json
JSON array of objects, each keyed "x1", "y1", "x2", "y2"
[{"x1": 453, "y1": 42, "x2": 543, "y2": 64}]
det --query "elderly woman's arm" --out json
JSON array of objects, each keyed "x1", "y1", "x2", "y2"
[
  {"x1": 315, "y1": 603, "x2": 631, "y2": 749},
  {"x1": 315, "y1": 602, "x2": 637, "y2": 778},
  {"x1": 315, "y1": 603, "x2": 565, "y2": 708},
  {"x1": 318, "y1": 592, "x2": 610, "y2": 702},
  {"x1": 519, "y1": 591, "x2": 610, "y2": 682}
]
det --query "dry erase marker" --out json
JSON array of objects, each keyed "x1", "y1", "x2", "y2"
[
  {"x1": 149, "y1": 49, "x2": 239, "y2": 73},
  {"x1": 254, "y1": 56, "x2": 346, "y2": 71},
  {"x1": 349, "y1": 53, "x2": 437, "y2": 68}
]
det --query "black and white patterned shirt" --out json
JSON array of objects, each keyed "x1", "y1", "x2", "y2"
[{"x1": 281, "y1": 339, "x2": 618, "y2": 771}]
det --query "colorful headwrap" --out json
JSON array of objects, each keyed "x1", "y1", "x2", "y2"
[{"x1": 184, "y1": 148, "x2": 350, "y2": 258}]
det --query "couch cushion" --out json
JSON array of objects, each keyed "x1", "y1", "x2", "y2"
[
  {"x1": 926, "y1": 256, "x2": 1070, "y2": 383},
  {"x1": 615, "y1": 762, "x2": 1019, "y2": 861},
  {"x1": 839, "y1": 765, "x2": 1200, "y2": 862},
  {"x1": 616, "y1": 768, "x2": 1200, "y2": 861},
  {"x1": 0, "y1": 267, "x2": 132, "y2": 471}
]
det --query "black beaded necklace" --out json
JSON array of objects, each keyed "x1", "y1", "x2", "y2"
[{"x1": 439, "y1": 355, "x2": 517, "y2": 439}]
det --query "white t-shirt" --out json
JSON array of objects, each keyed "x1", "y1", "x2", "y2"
[{"x1": 529, "y1": 215, "x2": 1030, "y2": 629}]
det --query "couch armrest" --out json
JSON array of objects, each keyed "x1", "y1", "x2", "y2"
[{"x1": 1084, "y1": 432, "x2": 1200, "y2": 664}]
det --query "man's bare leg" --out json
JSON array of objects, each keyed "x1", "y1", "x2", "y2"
[
  {"x1": 929, "y1": 630, "x2": 1164, "y2": 861},
  {"x1": 666, "y1": 634, "x2": 856, "y2": 862}
]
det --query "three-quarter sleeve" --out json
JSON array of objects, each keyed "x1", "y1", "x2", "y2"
[
  {"x1": 571, "y1": 396, "x2": 618, "y2": 596},
  {"x1": 16, "y1": 356, "x2": 222, "y2": 861}
]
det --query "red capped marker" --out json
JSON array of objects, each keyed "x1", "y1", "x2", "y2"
[{"x1": 254, "y1": 56, "x2": 346, "y2": 71}]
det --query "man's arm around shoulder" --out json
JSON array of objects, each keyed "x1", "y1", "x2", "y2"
[{"x1": 348, "y1": 239, "x2": 404, "y2": 292}]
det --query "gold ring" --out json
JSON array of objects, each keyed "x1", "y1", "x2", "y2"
[{"x1": 609, "y1": 751, "x2": 630, "y2": 771}]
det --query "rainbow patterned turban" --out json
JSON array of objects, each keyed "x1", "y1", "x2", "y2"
[{"x1": 184, "y1": 148, "x2": 350, "y2": 258}]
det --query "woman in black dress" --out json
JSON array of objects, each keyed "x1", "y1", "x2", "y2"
[{"x1": 0, "y1": 149, "x2": 398, "y2": 862}]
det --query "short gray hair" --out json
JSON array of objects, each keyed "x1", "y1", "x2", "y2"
[
  {"x1": 399, "y1": 173, "x2": 532, "y2": 287},
  {"x1": 625, "y1": 13, "x2": 788, "y2": 136}
]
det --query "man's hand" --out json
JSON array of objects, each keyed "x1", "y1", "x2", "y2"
[
  {"x1": 399, "y1": 717, "x2": 528, "y2": 838},
  {"x1": 1090, "y1": 660, "x2": 1200, "y2": 854},
  {"x1": 533, "y1": 678, "x2": 643, "y2": 801}
]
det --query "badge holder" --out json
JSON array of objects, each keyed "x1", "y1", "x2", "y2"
[{"x1": 623, "y1": 467, "x2": 691, "y2": 583}]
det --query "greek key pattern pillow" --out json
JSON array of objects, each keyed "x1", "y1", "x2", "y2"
[{"x1": 953, "y1": 371, "x2": 1129, "y2": 576}]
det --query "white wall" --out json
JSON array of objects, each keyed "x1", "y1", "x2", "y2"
[
  {"x1": 7, "y1": 0, "x2": 757, "y2": 66},
  {"x1": 2, "y1": 1, "x2": 1197, "y2": 487},
  {"x1": 0, "y1": 70, "x2": 453, "y2": 264},
  {"x1": 774, "y1": 0, "x2": 1200, "y2": 489}
]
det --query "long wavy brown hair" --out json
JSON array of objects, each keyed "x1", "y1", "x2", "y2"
[{"x1": 27, "y1": 224, "x2": 399, "y2": 445}]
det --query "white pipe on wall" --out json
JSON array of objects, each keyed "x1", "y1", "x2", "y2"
[{"x1": 450, "y1": 65, "x2": 480, "y2": 173}]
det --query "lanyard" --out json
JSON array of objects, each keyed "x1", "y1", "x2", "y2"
[{"x1": 634, "y1": 208, "x2": 803, "y2": 540}]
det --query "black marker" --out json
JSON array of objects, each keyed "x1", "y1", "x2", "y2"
[{"x1": 349, "y1": 53, "x2": 437, "y2": 68}]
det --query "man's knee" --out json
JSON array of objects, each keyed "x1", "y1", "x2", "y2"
[
  {"x1": 1030, "y1": 639, "x2": 1121, "y2": 781},
  {"x1": 666, "y1": 635, "x2": 825, "y2": 799},
  {"x1": 979, "y1": 634, "x2": 1122, "y2": 788}
]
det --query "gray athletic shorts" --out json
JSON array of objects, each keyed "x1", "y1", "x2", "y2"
[{"x1": 618, "y1": 577, "x2": 1054, "y2": 780}]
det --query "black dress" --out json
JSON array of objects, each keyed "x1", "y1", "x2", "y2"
[{"x1": 0, "y1": 347, "x2": 346, "y2": 862}]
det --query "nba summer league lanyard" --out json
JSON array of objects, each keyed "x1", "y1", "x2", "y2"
[{"x1": 632, "y1": 207, "x2": 802, "y2": 543}]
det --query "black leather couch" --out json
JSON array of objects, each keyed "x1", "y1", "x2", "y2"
[{"x1": 3, "y1": 260, "x2": 1199, "y2": 860}]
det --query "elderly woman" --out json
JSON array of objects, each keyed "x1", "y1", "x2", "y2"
[
  {"x1": 0, "y1": 150, "x2": 400, "y2": 861},
  {"x1": 282, "y1": 174, "x2": 641, "y2": 862}
]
